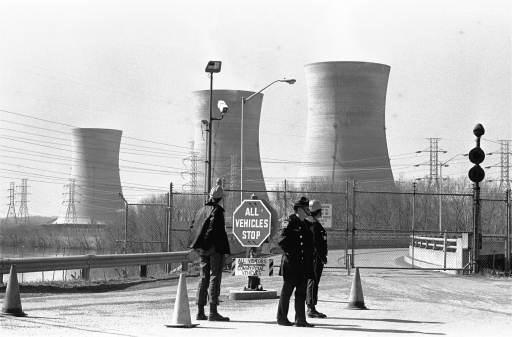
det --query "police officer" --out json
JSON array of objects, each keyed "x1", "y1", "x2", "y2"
[
  {"x1": 306, "y1": 199, "x2": 328, "y2": 318},
  {"x1": 276, "y1": 196, "x2": 315, "y2": 327}
]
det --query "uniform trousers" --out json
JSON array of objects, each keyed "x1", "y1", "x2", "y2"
[
  {"x1": 277, "y1": 276, "x2": 307, "y2": 323},
  {"x1": 196, "y1": 252, "x2": 225, "y2": 305},
  {"x1": 306, "y1": 261, "x2": 324, "y2": 307}
]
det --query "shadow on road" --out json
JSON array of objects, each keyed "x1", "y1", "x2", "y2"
[{"x1": 329, "y1": 316, "x2": 443, "y2": 324}]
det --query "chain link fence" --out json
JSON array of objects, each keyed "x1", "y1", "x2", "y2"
[{"x1": 118, "y1": 180, "x2": 510, "y2": 274}]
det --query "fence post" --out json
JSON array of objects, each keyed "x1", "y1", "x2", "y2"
[
  {"x1": 351, "y1": 180, "x2": 356, "y2": 268},
  {"x1": 506, "y1": 189, "x2": 510, "y2": 275},
  {"x1": 166, "y1": 183, "x2": 173, "y2": 273},
  {"x1": 283, "y1": 179, "x2": 288, "y2": 214},
  {"x1": 345, "y1": 180, "x2": 349, "y2": 269},
  {"x1": 412, "y1": 182, "x2": 416, "y2": 267},
  {"x1": 443, "y1": 231, "x2": 447, "y2": 270}
]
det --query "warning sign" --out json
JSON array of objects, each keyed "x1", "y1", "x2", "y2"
[
  {"x1": 232, "y1": 258, "x2": 274, "y2": 276},
  {"x1": 319, "y1": 203, "x2": 332, "y2": 228}
]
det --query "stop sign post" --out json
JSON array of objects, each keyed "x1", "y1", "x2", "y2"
[{"x1": 232, "y1": 200, "x2": 271, "y2": 247}]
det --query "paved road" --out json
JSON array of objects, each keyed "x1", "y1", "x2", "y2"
[{"x1": 1, "y1": 249, "x2": 511, "y2": 336}]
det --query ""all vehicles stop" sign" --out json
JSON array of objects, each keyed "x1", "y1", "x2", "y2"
[{"x1": 232, "y1": 200, "x2": 271, "y2": 247}]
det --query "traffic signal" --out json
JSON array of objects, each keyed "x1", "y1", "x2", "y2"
[{"x1": 468, "y1": 123, "x2": 485, "y2": 183}]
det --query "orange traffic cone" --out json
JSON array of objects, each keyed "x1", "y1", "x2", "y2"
[
  {"x1": 347, "y1": 267, "x2": 367, "y2": 310},
  {"x1": 2, "y1": 265, "x2": 26, "y2": 317},
  {"x1": 165, "y1": 273, "x2": 198, "y2": 328}
]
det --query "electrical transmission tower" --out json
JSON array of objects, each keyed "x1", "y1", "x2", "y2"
[
  {"x1": 498, "y1": 140, "x2": 511, "y2": 190},
  {"x1": 63, "y1": 179, "x2": 77, "y2": 224},
  {"x1": 17, "y1": 178, "x2": 30, "y2": 225},
  {"x1": 487, "y1": 140, "x2": 511, "y2": 190},
  {"x1": 181, "y1": 141, "x2": 200, "y2": 193},
  {"x1": 415, "y1": 138, "x2": 447, "y2": 187},
  {"x1": 4, "y1": 182, "x2": 17, "y2": 224}
]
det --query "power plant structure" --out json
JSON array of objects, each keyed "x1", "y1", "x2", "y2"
[
  {"x1": 55, "y1": 128, "x2": 123, "y2": 225},
  {"x1": 299, "y1": 61, "x2": 396, "y2": 189},
  {"x1": 191, "y1": 89, "x2": 268, "y2": 207}
]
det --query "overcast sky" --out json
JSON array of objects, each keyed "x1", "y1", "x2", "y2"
[{"x1": 1, "y1": 0, "x2": 511, "y2": 217}]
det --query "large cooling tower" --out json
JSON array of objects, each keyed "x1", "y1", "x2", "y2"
[
  {"x1": 300, "y1": 61, "x2": 395, "y2": 188},
  {"x1": 192, "y1": 90, "x2": 267, "y2": 202},
  {"x1": 56, "y1": 128, "x2": 123, "y2": 225}
]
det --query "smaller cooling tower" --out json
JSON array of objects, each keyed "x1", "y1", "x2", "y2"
[
  {"x1": 192, "y1": 89, "x2": 267, "y2": 202},
  {"x1": 56, "y1": 128, "x2": 123, "y2": 225}
]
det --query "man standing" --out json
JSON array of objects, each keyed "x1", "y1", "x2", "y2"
[
  {"x1": 276, "y1": 196, "x2": 315, "y2": 327},
  {"x1": 189, "y1": 178, "x2": 231, "y2": 322},
  {"x1": 306, "y1": 199, "x2": 328, "y2": 318}
]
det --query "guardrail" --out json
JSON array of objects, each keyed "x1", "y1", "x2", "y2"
[
  {"x1": 0, "y1": 250, "x2": 193, "y2": 283},
  {"x1": 408, "y1": 233, "x2": 469, "y2": 273},
  {"x1": 412, "y1": 235, "x2": 458, "y2": 252}
]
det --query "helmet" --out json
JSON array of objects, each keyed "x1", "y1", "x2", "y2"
[{"x1": 309, "y1": 200, "x2": 322, "y2": 213}]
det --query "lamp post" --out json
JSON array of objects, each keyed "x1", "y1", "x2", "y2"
[
  {"x1": 240, "y1": 78, "x2": 296, "y2": 203},
  {"x1": 205, "y1": 60, "x2": 222, "y2": 193}
]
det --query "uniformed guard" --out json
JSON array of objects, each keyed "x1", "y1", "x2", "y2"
[
  {"x1": 305, "y1": 199, "x2": 328, "y2": 318},
  {"x1": 276, "y1": 196, "x2": 315, "y2": 327}
]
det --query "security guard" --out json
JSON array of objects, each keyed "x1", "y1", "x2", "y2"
[
  {"x1": 276, "y1": 196, "x2": 315, "y2": 328},
  {"x1": 305, "y1": 199, "x2": 328, "y2": 318}
]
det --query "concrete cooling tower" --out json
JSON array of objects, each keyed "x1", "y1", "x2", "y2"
[
  {"x1": 192, "y1": 90, "x2": 267, "y2": 202},
  {"x1": 56, "y1": 128, "x2": 123, "y2": 225},
  {"x1": 300, "y1": 61, "x2": 395, "y2": 189}
]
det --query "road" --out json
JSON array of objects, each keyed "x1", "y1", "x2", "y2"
[{"x1": 1, "y1": 249, "x2": 511, "y2": 336}]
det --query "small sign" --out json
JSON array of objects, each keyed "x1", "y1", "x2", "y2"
[
  {"x1": 319, "y1": 203, "x2": 332, "y2": 228},
  {"x1": 232, "y1": 258, "x2": 274, "y2": 276}
]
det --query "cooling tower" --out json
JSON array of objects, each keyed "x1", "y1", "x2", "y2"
[
  {"x1": 300, "y1": 61, "x2": 395, "y2": 189},
  {"x1": 56, "y1": 128, "x2": 123, "y2": 225},
  {"x1": 192, "y1": 90, "x2": 267, "y2": 202}
]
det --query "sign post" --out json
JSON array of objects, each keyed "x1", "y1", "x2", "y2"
[{"x1": 230, "y1": 199, "x2": 277, "y2": 299}]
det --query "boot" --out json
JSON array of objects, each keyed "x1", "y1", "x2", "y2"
[
  {"x1": 196, "y1": 305, "x2": 207, "y2": 320},
  {"x1": 208, "y1": 303, "x2": 230, "y2": 321},
  {"x1": 307, "y1": 305, "x2": 327, "y2": 319}
]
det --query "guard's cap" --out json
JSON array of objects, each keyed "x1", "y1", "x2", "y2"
[{"x1": 293, "y1": 196, "x2": 309, "y2": 208}]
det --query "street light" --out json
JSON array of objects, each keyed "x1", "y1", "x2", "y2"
[
  {"x1": 240, "y1": 78, "x2": 296, "y2": 202},
  {"x1": 205, "y1": 60, "x2": 223, "y2": 194}
]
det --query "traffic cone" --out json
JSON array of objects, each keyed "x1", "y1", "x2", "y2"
[
  {"x1": 347, "y1": 267, "x2": 367, "y2": 310},
  {"x1": 2, "y1": 265, "x2": 26, "y2": 317},
  {"x1": 165, "y1": 273, "x2": 198, "y2": 328}
]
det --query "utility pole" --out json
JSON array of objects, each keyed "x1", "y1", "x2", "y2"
[{"x1": 4, "y1": 182, "x2": 17, "y2": 224}]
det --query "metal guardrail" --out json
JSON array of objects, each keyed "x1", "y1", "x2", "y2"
[
  {"x1": 412, "y1": 235, "x2": 457, "y2": 252},
  {"x1": 0, "y1": 250, "x2": 193, "y2": 280}
]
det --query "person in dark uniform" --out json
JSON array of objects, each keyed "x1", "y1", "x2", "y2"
[
  {"x1": 306, "y1": 199, "x2": 328, "y2": 318},
  {"x1": 276, "y1": 196, "x2": 315, "y2": 328},
  {"x1": 189, "y1": 178, "x2": 231, "y2": 322}
]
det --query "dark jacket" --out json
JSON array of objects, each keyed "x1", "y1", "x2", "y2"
[
  {"x1": 306, "y1": 217, "x2": 328, "y2": 264},
  {"x1": 189, "y1": 201, "x2": 231, "y2": 255},
  {"x1": 278, "y1": 214, "x2": 314, "y2": 281}
]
